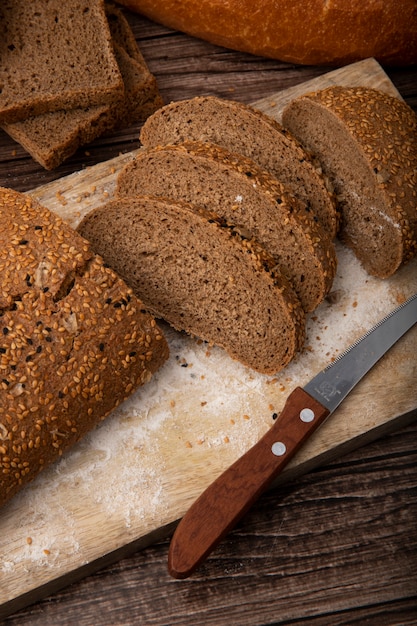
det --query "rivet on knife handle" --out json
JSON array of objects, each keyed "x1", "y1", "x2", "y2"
[{"x1": 168, "y1": 387, "x2": 329, "y2": 579}]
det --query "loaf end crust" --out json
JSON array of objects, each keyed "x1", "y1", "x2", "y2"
[{"x1": 0, "y1": 187, "x2": 169, "y2": 508}]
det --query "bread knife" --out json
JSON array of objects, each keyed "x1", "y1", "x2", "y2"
[{"x1": 168, "y1": 293, "x2": 417, "y2": 578}]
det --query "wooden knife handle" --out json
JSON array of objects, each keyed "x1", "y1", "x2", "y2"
[{"x1": 168, "y1": 387, "x2": 330, "y2": 579}]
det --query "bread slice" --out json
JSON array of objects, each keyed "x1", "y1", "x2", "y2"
[
  {"x1": 78, "y1": 195, "x2": 305, "y2": 375},
  {"x1": 139, "y1": 95, "x2": 338, "y2": 238},
  {"x1": 0, "y1": 0, "x2": 124, "y2": 124},
  {"x1": 1, "y1": 8, "x2": 163, "y2": 169},
  {"x1": 0, "y1": 187, "x2": 169, "y2": 508},
  {"x1": 106, "y1": 2, "x2": 145, "y2": 65},
  {"x1": 116, "y1": 142, "x2": 337, "y2": 312},
  {"x1": 282, "y1": 86, "x2": 417, "y2": 278}
]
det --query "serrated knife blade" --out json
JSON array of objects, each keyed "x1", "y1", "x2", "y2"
[{"x1": 168, "y1": 293, "x2": 417, "y2": 579}]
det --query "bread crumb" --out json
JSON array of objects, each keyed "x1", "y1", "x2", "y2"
[
  {"x1": 170, "y1": 400, "x2": 176, "y2": 408},
  {"x1": 26, "y1": 537, "x2": 32, "y2": 545},
  {"x1": 243, "y1": 414, "x2": 250, "y2": 420},
  {"x1": 223, "y1": 436, "x2": 230, "y2": 444},
  {"x1": 43, "y1": 549, "x2": 50, "y2": 556},
  {"x1": 55, "y1": 191, "x2": 67, "y2": 206},
  {"x1": 185, "y1": 441, "x2": 192, "y2": 448}
]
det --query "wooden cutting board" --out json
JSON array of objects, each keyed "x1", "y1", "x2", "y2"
[{"x1": 1, "y1": 58, "x2": 416, "y2": 618}]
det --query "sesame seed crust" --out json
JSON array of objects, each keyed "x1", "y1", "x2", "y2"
[
  {"x1": 0, "y1": 187, "x2": 169, "y2": 508},
  {"x1": 282, "y1": 86, "x2": 417, "y2": 277}
]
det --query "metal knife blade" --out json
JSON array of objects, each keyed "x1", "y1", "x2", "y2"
[{"x1": 168, "y1": 294, "x2": 417, "y2": 579}]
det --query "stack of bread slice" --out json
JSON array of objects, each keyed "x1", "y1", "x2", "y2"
[
  {"x1": 78, "y1": 97, "x2": 339, "y2": 374},
  {"x1": 0, "y1": 1, "x2": 162, "y2": 169}
]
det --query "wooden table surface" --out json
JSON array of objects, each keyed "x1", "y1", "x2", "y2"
[{"x1": 1, "y1": 9, "x2": 416, "y2": 626}]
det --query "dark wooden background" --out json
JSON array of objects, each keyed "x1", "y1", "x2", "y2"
[{"x1": 1, "y1": 8, "x2": 417, "y2": 625}]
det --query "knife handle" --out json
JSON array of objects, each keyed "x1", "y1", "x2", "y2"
[{"x1": 168, "y1": 387, "x2": 329, "y2": 579}]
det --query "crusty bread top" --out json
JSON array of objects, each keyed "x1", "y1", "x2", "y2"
[
  {"x1": 0, "y1": 0, "x2": 124, "y2": 124},
  {"x1": 78, "y1": 195, "x2": 306, "y2": 374},
  {"x1": 139, "y1": 95, "x2": 338, "y2": 238},
  {"x1": 117, "y1": 0, "x2": 417, "y2": 66},
  {"x1": 303, "y1": 86, "x2": 417, "y2": 248},
  {"x1": 0, "y1": 186, "x2": 169, "y2": 508}
]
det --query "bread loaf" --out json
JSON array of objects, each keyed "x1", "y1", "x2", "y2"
[
  {"x1": 0, "y1": 0, "x2": 124, "y2": 124},
  {"x1": 78, "y1": 196, "x2": 306, "y2": 375},
  {"x1": 117, "y1": 142, "x2": 337, "y2": 312},
  {"x1": 140, "y1": 96, "x2": 338, "y2": 238},
  {"x1": 282, "y1": 86, "x2": 417, "y2": 278},
  {"x1": 0, "y1": 187, "x2": 169, "y2": 509},
  {"x1": 117, "y1": 0, "x2": 417, "y2": 66}
]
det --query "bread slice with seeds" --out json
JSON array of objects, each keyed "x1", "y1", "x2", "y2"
[
  {"x1": 78, "y1": 195, "x2": 306, "y2": 375},
  {"x1": 139, "y1": 95, "x2": 338, "y2": 238},
  {"x1": 282, "y1": 86, "x2": 417, "y2": 278},
  {"x1": 116, "y1": 141, "x2": 337, "y2": 312},
  {"x1": 0, "y1": 187, "x2": 169, "y2": 509}
]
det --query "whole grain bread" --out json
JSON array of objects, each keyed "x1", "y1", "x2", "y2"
[
  {"x1": 0, "y1": 0, "x2": 124, "y2": 124},
  {"x1": 106, "y1": 2, "x2": 145, "y2": 64},
  {"x1": 282, "y1": 86, "x2": 417, "y2": 278},
  {"x1": 139, "y1": 95, "x2": 338, "y2": 238},
  {"x1": 117, "y1": 142, "x2": 337, "y2": 312},
  {"x1": 0, "y1": 187, "x2": 169, "y2": 509},
  {"x1": 1, "y1": 7, "x2": 162, "y2": 170},
  {"x1": 78, "y1": 195, "x2": 305, "y2": 375}
]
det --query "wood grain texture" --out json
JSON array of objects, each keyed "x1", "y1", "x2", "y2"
[
  {"x1": 0, "y1": 9, "x2": 416, "y2": 626},
  {"x1": 2, "y1": 421, "x2": 417, "y2": 626}
]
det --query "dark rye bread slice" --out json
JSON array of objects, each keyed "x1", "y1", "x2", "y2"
[
  {"x1": 0, "y1": 187, "x2": 169, "y2": 509},
  {"x1": 78, "y1": 196, "x2": 306, "y2": 375},
  {"x1": 2, "y1": 44, "x2": 162, "y2": 170},
  {"x1": 106, "y1": 2, "x2": 145, "y2": 65},
  {"x1": 0, "y1": 0, "x2": 124, "y2": 124},
  {"x1": 1, "y1": 6, "x2": 163, "y2": 169},
  {"x1": 116, "y1": 142, "x2": 337, "y2": 312},
  {"x1": 282, "y1": 86, "x2": 417, "y2": 278},
  {"x1": 139, "y1": 95, "x2": 338, "y2": 239}
]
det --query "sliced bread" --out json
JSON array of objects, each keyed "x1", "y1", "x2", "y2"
[
  {"x1": 0, "y1": 0, "x2": 124, "y2": 124},
  {"x1": 282, "y1": 86, "x2": 417, "y2": 278},
  {"x1": 1, "y1": 7, "x2": 162, "y2": 169},
  {"x1": 0, "y1": 186, "x2": 169, "y2": 508},
  {"x1": 116, "y1": 142, "x2": 337, "y2": 312},
  {"x1": 139, "y1": 95, "x2": 338, "y2": 238},
  {"x1": 78, "y1": 196, "x2": 306, "y2": 375}
]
